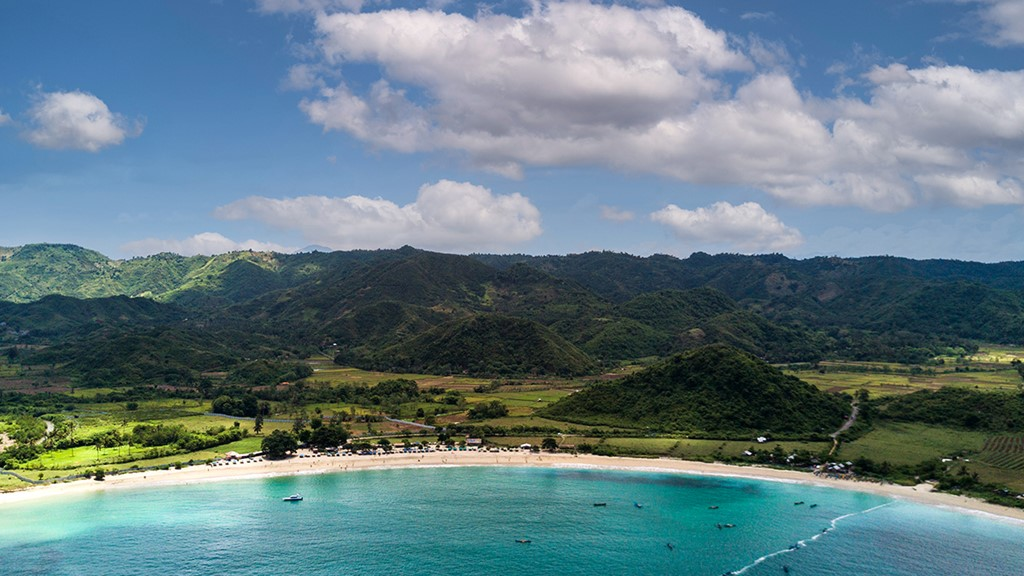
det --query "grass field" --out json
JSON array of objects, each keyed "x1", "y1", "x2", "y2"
[
  {"x1": 964, "y1": 461, "x2": 1024, "y2": 492},
  {"x1": 304, "y1": 359, "x2": 494, "y2": 390},
  {"x1": 838, "y1": 422, "x2": 987, "y2": 466},
  {"x1": 963, "y1": 345, "x2": 1024, "y2": 364},
  {"x1": 789, "y1": 367, "x2": 1021, "y2": 397},
  {"x1": 0, "y1": 474, "x2": 30, "y2": 492}
]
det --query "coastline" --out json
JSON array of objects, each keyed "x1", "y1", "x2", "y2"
[{"x1": 2, "y1": 450, "x2": 1023, "y2": 524}]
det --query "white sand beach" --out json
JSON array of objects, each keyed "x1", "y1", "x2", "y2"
[{"x1": 2, "y1": 450, "x2": 1023, "y2": 523}]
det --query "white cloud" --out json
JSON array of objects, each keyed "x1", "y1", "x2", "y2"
[
  {"x1": 973, "y1": 0, "x2": 1024, "y2": 46},
  {"x1": 600, "y1": 205, "x2": 635, "y2": 222},
  {"x1": 23, "y1": 90, "x2": 142, "y2": 151},
  {"x1": 121, "y1": 232, "x2": 293, "y2": 257},
  {"x1": 255, "y1": 0, "x2": 367, "y2": 14},
  {"x1": 300, "y1": 2, "x2": 749, "y2": 168},
  {"x1": 282, "y1": 64, "x2": 327, "y2": 91},
  {"x1": 650, "y1": 201, "x2": 803, "y2": 252},
  {"x1": 0, "y1": 109, "x2": 10, "y2": 126},
  {"x1": 213, "y1": 179, "x2": 542, "y2": 251},
  {"x1": 277, "y1": 2, "x2": 1024, "y2": 211}
]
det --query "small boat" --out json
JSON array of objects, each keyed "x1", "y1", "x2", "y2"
[
  {"x1": 593, "y1": 502, "x2": 607, "y2": 507},
  {"x1": 723, "y1": 523, "x2": 736, "y2": 528},
  {"x1": 793, "y1": 501, "x2": 804, "y2": 506},
  {"x1": 809, "y1": 504, "x2": 818, "y2": 508},
  {"x1": 708, "y1": 505, "x2": 719, "y2": 509},
  {"x1": 782, "y1": 566, "x2": 790, "y2": 574},
  {"x1": 282, "y1": 494, "x2": 303, "y2": 502},
  {"x1": 634, "y1": 502, "x2": 643, "y2": 509},
  {"x1": 788, "y1": 544, "x2": 799, "y2": 550},
  {"x1": 666, "y1": 543, "x2": 674, "y2": 551},
  {"x1": 516, "y1": 539, "x2": 531, "y2": 544}
]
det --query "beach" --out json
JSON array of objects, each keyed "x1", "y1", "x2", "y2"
[{"x1": 2, "y1": 449, "x2": 1023, "y2": 523}]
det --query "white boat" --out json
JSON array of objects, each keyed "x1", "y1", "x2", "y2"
[{"x1": 282, "y1": 494, "x2": 303, "y2": 502}]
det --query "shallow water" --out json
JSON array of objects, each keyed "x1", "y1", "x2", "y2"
[{"x1": 1, "y1": 467, "x2": 1022, "y2": 575}]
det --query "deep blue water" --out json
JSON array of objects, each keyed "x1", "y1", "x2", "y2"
[{"x1": 1, "y1": 467, "x2": 1022, "y2": 576}]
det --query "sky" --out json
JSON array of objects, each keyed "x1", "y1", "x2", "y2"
[{"x1": 3, "y1": 0, "x2": 1024, "y2": 262}]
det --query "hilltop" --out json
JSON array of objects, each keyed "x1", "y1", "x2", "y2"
[{"x1": 541, "y1": 344, "x2": 850, "y2": 438}]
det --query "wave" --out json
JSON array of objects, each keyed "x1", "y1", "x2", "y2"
[{"x1": 728, "y1": 502, "x2": 895, "y2": 575}]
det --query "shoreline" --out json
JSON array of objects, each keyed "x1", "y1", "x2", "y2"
[{"x1": 2, "y1": 450, "x2": 1023, "y2": 524}]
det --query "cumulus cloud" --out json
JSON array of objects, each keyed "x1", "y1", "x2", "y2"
[
  {"x1": 650, "y1": 201, "x2": 803, "y2": 252},
  {"x1": 23, "y1": 90, "x2": 142, "y2": 151},
  {"x1": 277, "y1": 1, "x2": 1024, "y2": 211},
  {"x1": 600, "y1": 205, "x2": 635, "y2": 222},
  {"x1": 213, "y1": 180, "x2": 542, "y2": 251},
  {"x1": 121, "y1": 232, "x2": 293, "y2": 257}
]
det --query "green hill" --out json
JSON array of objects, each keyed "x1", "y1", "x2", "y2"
[
  {"x1": 0, "y1": 295, "x2": 185, "y2": 342},
  {"x1": 6, "y1": 243, "x2": 1024, "y2": 382},
  {"x1": 541, "y1": 344, "x2": 849, "y2": 437},
  {"x1": 354, "y1": 314, "x2": 597, "y2": 377}
]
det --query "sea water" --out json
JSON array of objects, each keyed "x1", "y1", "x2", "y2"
[{"x1": 1, "y1": 467, "x2": 1022, "y2": 576}]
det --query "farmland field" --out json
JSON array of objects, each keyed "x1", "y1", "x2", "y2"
[
  {"x1": 977, "y1": 435, "x2": 1024, "y2": 471},
  {"x1": 839, "y1": 422, "x2": 987, "y2": 466}
]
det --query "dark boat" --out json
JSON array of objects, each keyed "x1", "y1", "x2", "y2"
[
  {"x1": 794, "y1": 501, "x2": 805, "y2": 505},
  {"x1": 634, "y1": 502, "x2": 643, "y2": 509},
  {"x1": 593, "y1": 502, "x2": 607, "y2": 507},
  {"x1": 282, "y1": 494, "x2": 303, "y2": 502},
  {"x1": 809, "y1": 504, "x2": 818, "y2": 508},
  {"x1": 708, "y1": 505, "x2": 719, "y2": 509},
  {"x1": 516, "y1": 539, "x2": 531, "y2": 544},
  {"x1": 783, "y1": 566, "x2": 790, "y2": 573},
  {"x1": 788, "y1": 544, "x2": 799, "y2": 550},
  {"x1": 666, "y1": 543, "x2": 674, "y2": 551}
]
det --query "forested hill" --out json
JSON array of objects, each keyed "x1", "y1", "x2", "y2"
[
  {"x1": 473, "y1": 251, "x2": 1024, "y2": 302},
  {"x1": 3, "y1": 243, "x2": 1024, "y2": 384},
  {"x1": 541, "y1": 344, "x2": 850, "y2": 437}
]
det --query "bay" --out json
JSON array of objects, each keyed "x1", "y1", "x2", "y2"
[{"x1": 2, "y1": 467, "x2": 1022, "y2": 575}]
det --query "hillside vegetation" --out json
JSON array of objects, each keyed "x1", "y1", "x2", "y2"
[
  {"x1": 4, "y1": 243, "x2": 1024, "y2": 382},
  {"x1": 542, "y1": 344, "x2": 850, "y2": 437},
  {"x1": 351, "y1": 314, "x2": 596, "y2": 377}
]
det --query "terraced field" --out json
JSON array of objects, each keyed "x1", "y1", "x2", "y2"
[{"x1": 978, "y1": 435, "x2": 1024, "y2": 471}]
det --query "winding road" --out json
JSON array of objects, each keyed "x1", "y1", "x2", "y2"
[{"x1": 828, "y1": 399, "x2": 859, "y2": 456}]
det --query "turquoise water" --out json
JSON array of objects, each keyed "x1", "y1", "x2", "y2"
[{"x1": 2, "y1": 467, "x2": 1022, "y2": 575}]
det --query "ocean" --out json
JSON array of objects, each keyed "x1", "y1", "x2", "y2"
[{"x1": 1, "y1": 466, "x2": 1022, "y2": 575}]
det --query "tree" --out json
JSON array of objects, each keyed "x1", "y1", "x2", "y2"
[
  {"x1": 261, "y1": 430, "x2": 298, "y2": 459},
  {"x1": 468, "y1": 400, "x2": 509, "y2": 420},
  {"x1": 309, "y1": 424, "x2": 348, "y2": 450},
  {"x1": 253, "y1": 413, "x2": 264, "y2": 435},
  {"x1": 292, "y1": 412, "x2": 307, "y2": 434},
  {"x1": 541, "y1": 437, "x2": 558, "y2": 452}
]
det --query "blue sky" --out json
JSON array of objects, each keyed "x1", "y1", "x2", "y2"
[{"x1": 3, "y1": 0, "x2": 1024, "y2": 261}]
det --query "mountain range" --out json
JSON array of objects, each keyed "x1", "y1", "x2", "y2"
[{"x1": 3, "y1": 243, "x2": 1023, "y2": 386}]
